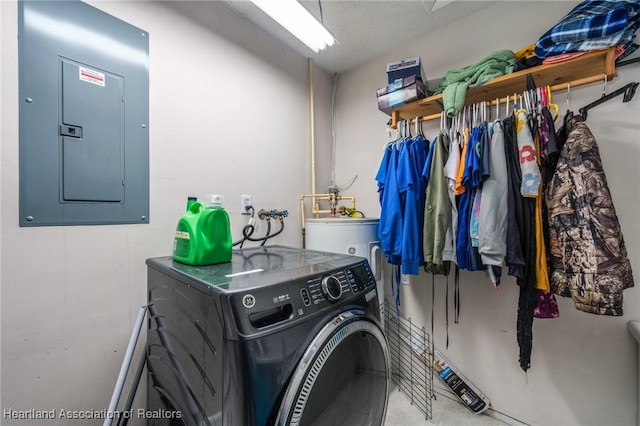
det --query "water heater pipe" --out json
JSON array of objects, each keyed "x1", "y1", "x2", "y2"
[
  {"x1": 299, "y1": 193, "x2": 357, "y2": 248},
  {"x1": 301, "y1": 59, "x2": 359, "y2": 248}
]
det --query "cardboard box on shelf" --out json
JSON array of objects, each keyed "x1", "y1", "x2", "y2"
[
  {"x1": 386, "y1": 57, "x2": 424, "y2": 84},
  {"x1": 376, "y1": 75, "x2": 427, "y2": 115}
]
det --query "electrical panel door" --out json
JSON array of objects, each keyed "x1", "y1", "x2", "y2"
[
  {"x1": 61, "y1": 59, "x2": 124, "y2": 203},
  {"x1": 18, "y1": 0, "x2": 149, "y2": 226}
]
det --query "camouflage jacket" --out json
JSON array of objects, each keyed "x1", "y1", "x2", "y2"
[{"x1": 545, "y1": 120, "x2": 634, "y2": 316}]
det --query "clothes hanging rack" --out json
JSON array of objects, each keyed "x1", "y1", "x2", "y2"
[
  {"x1": 390, "y1": 47, "x2": 618, "y2": 128},
  {"x1": 579, "y1": 81, "x2": 639, "y2": 120}
]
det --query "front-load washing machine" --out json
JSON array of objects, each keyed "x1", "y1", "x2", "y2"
[{"x1": 146, "y1": 245, "x2": 389, "y2": 426}]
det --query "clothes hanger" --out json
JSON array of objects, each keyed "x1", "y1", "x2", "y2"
[
  {"x1": 522, "y1": 90, "x2": 535, "y2": 130},
  {"x1": 473, "y1": 104, "x2": 478, "y2": 127},
  {"x1": 529, "y1": 89, "x2": 536, "y2": 117},
  {"x1": 471, "y1": 104, "x2": 475, "y2": 127},
  {"x1": 546, "y1": 85, "x2": 560, "y2": 120},
  {"x1": 396, "y1": 120, "x2": 405, "y2": 144},
  {"x1": 454, "y1": 111, "x2": 462, "y2": 145},
  {"x1": 562, "y1": 82, "x2": 578, "y2": 134},
  {"x1": 444, "y1": 111, "x2": 449, "y2": 134},
  {"x1": 578, "y1": 76, "x2": 639, "y2": 120},
  {"x1": 506, "y1": 94, "x2": 510, "y2": 118},
  {"x1": 517, "y1": 94, "x2": 525, "y2": 115}
]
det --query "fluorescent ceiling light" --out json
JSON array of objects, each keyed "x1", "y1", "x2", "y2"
[{"x1": 250, "y1": 0, "x2": 335, "y2": 53}]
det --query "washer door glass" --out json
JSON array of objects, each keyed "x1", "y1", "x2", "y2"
[{"x1": 276, "y1": 310, "x2": 389, "y2": 426}]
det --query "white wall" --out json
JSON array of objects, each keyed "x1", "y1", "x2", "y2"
[
  {"x1": 335, "y1": 1, "x2": 640, "y2": 425},
  {"x1": 1, "y1": 1, "x2": 332, "y2": 424}
]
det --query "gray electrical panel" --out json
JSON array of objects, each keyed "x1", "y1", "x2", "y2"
[{"x1": 18, "y1": 0, "x2": 149, "y2": 226}]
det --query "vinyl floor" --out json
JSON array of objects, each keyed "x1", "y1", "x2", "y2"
[{"x1": 385, "y1": 386, "x2": 512, "y2": 426}]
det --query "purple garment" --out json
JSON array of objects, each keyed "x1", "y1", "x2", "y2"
[{"x1": 533, "y1": 290, "x2": 560, "y2": 319}]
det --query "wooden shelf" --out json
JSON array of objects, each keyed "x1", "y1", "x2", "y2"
[{"x1": 390, "y1": 48, "x2": 617, "y2": 128}]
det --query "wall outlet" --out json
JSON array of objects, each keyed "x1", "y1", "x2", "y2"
[
  {"x1": 401, "y1": 274, "x2": 411, "y2": 285},
  {"x1": 240, "y1": 195, "x2": 252, "y2": 215}
]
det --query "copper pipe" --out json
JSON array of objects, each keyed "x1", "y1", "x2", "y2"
[{"x1": 299, "y1": 194, "x2": 358, "y2": 246}]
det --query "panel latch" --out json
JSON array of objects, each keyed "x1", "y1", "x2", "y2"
[{"x1": 60, "y1": 124, "x2": 83, "y2": 138}]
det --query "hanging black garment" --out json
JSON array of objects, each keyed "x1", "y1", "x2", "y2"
[
  {"x1": 555, "y1": 109, "x2": 576, "y2": 154},
  {"x1": 503, "y1": 115, "x2": 525, "y2": 278},
  {"x1": 541, "y1": 107, "x2": 560, "y2": 180},
  {"x1": 518, "y1": 198, "x2": 536, "y2": 372},
  {"x1": 503, "y1": 113, "x2": 537, "y2": 372}
]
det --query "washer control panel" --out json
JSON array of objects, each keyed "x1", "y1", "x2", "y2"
[
  {"x1": 345, "y1": 262, "x2": 375, "y2": 293},
  {"x1": 232, "y1": 260, "x2": 377, "y2": 333},
  {"x1": 304, "y1": 262, "x2": 375, "y2": 306},
  {"x1": 306, "y1": 270, "x2": 349, "y2": 305}
]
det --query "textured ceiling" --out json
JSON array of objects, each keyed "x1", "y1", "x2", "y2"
[{"x1": 221, "y1": 0, "x2": 496, "y2": 74}]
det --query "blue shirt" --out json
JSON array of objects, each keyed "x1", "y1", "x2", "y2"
[
  {"x1": 457, "y1": 128, "x2": 478, "y2": 269},
  {"x1": 465, "y1": 126, "x2": 483, "y2": 189},
  {"x1": 421, "y1": 137, "x2": 436, "y2": 187},
  {"x1": 376, "y1": 143, "x2": 403, "y2": 265},
  {"x1": 397, "y1": 136, "x2": 428, "y2": 274}
]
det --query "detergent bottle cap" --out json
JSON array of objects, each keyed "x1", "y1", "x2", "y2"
[
  {"x1": 205, "y1": 194, "x2": 224, "y2": 208},
  {"x1": 186, "y1": 196, "x2": 198, "y2": 211}
]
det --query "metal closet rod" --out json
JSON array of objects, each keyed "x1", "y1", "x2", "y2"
[{"x1": 401, "y1": 74, "x2": 612, "y2": 124}]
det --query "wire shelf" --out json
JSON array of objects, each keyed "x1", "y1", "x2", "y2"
[{"x1": 383, "y1": 301, "x2": 433, "y2": 421}]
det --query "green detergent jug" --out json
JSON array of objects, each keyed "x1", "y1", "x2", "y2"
[{"x1": 172, "y1": 199, "x2": 232, "y2": 266}]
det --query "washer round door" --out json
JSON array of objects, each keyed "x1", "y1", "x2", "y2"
[{"x1": 276, "y1": 309, "x2": 389, "y2": 426}]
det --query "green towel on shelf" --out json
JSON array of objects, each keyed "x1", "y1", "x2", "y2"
[
  {"x1": 442, "y1": 82, "x2": 470, "y2": 119},
  {"x1": 433, "y1": 49, "x2": 516, "y2": 117}
]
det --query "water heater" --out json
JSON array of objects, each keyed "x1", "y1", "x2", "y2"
[{"x1": 305, "y1": 218, "x2": 383, "y2": 305}]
